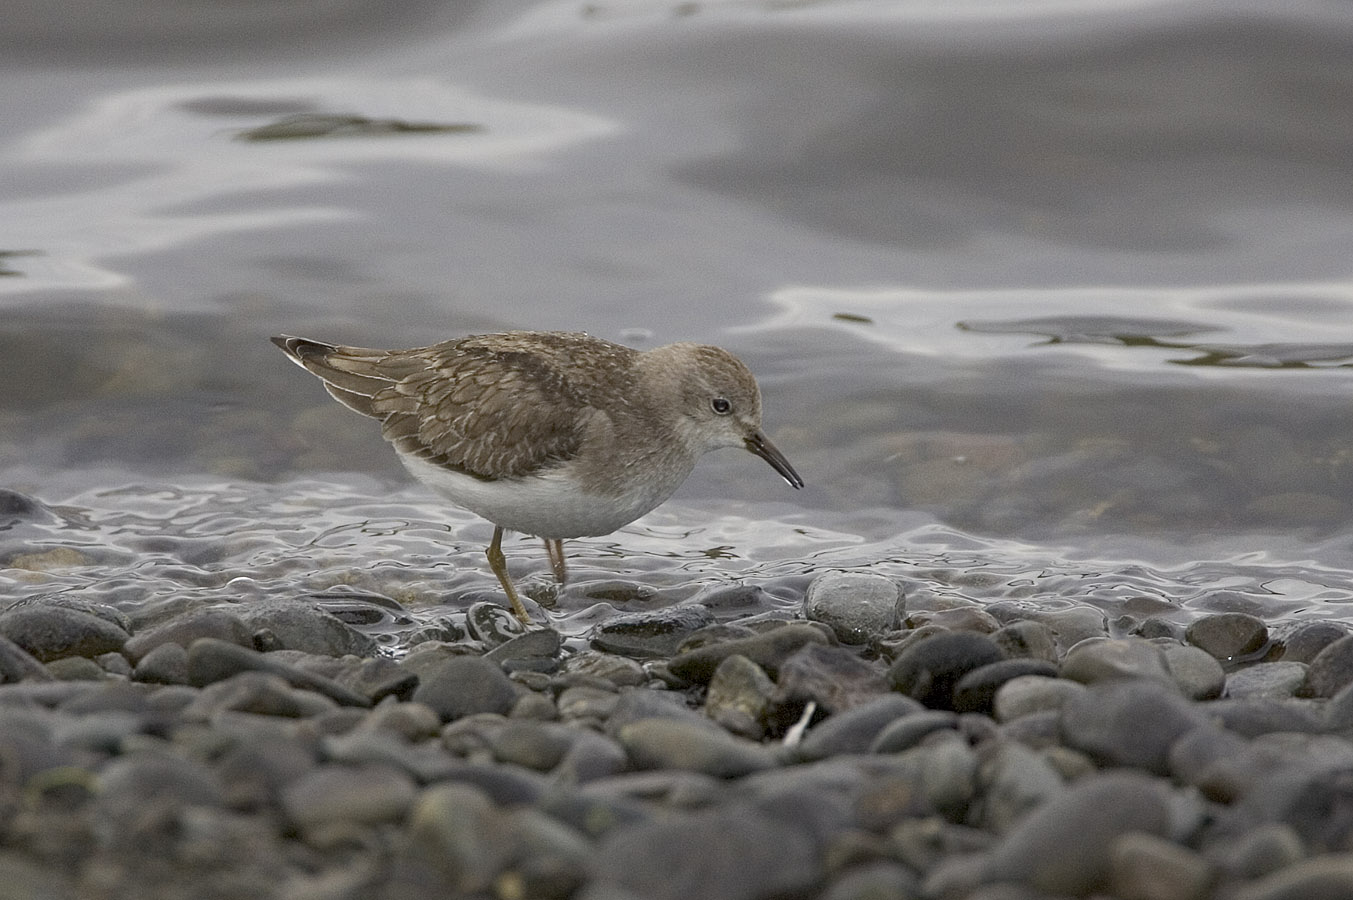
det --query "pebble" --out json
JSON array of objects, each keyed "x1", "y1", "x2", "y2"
[
  {"x1": 888, "y1": 631, "x2": 1005, "y2": 709},
  {"x1": 1302, "y1": 634, "x2": 1353, "y2": 698},
  {"x1": 234, "y1": 596, "x2": 377, "y2": 657},
  {"x1": 7, "y1": 563, "x2": 1353, "y2": 900},
  {"x1": 589, "y1": 604, "x2": 716, "y2": 658},
  {"x1": 1227, "y1": 661, "x2": 1309, "y2": 699},
  {"x1": 1279, "y1": 620, "x2": 1349, "y2": 664},
  {"x1": 667, "y1": 622, "x2": 831, "y2": 684},
  {"x1": 1061, "y1": 637, "x2": 1172, "y2": 686},
  {"x1": 983, "y1": 771, "x2": 1172, "y2": 895},
  {"x1": 1185, "y1": 612, "x2": 1269, "y2": 660},
  {"x1": 412, "y1": 655, "x2": 519, "y2": 721},
  {"x1": 0, "y1": 605, "x2": 130, "y2": 662},
  {"x1": 1060, "y1": 680, "x2": 1210, "y2": 773},
  {"x1": 802, "y1": 571, "x2": 902, "y2": 643}
]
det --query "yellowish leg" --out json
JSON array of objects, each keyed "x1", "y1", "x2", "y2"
[
  {"x1": 486, "y1": 526, "x2": 531, "y2": 623},
  {"x1": 544, "y1": 538, "x2": 568, "y2": 584}
]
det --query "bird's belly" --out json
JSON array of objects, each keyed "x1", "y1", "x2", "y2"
[{"x1": 399, "y1": 455, "x2": 682, "y2": 539}]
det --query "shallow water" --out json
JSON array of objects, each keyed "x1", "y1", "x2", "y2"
[{"x1": 5, "y1": 0, "x2": 1353, "y2": 637}]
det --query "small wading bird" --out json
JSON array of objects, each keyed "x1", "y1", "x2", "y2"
[{"x1": 272, "y1": 330, "x2": 804, "y2": 621}]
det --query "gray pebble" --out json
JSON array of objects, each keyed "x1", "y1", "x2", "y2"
[
  {"x1": 869, "y1": 710, "x2": 959, "y2": 754},
  {"x1": 953, "y1": 659, "x2": 1059, "y2": 715},
  {"x1": 617, "y1": 717, "x2": 777, "y2": 777},
  {"x1": 794, "y1": 694, "x2": 923, "y2": 760},
  {"x1": 990, "y1": 620, "x2": 1059, "y2": 663},
  {"x1": 560, "y1": 650, "x2": 647, "y2": 688},
  {"x1": 1280, "y1": 620, "x2": 1349, "y2": 664},
  {"x1": 704, "y1": 653, "x2": 775, "y2": 739},
  {"x1": 589, "y1": 604, "x2": 716, "y2": 658},
  {"x1": 133, "y1": 641, "x2": 190, "y2": 685},
  {"x1": 1109, "y1": 831, "x2": 1212, "y2": 900},
  {"x1": 412, "y1": 655, "x2": 518, "y2": 721},
  {"x1": 0, "y1": 605, "x2": 129, "y2": 662},
  {"x1": 235, "y1": 596, "x2": 376, "y2": 657},
  {"x1": 1227, "y1": 662, "x2": 1309, "y2": 700},
  {"x1": 488, "y1": 720, "x2": 577, "y2": 771},
  {"x1": 992, "y1": 675, "x2": 1087, "y2": 722},
  {"x1": 589, "y1": 805, "x2": 820, "y2": 900},
  {"x1": 1160, "y1": 643, "x2": 1226, "y2": 700},
  {"x1": 1186, "y1": 612, "x2": 1268, "y2": 660},
  {"x1": 1303, "y1": 634, "x2": 1353, "y2": 698},
  {"x1": 668, "y1": 623, "x2": 831, "y2": 684},
  {"x1": 281, "y1": 763, "x2": 417, "y2": 834},
  {"x1": 888, "y1": 631, "x2": 1004, "y2": 710},
  {"x1": 1061, "y1": 637, "x2": 1172, "y2": 686},
  {"x1": 185, "y1": 638, "x2": 371, "y2": 707},
  {"x1": 1061, "y1": 680, "x2": 1210, "y2": 773},
  {"x1": 400, "y1": 782, "x2": 514, "y2": 893},
  {"x1": 975, "y1": 741, "x2": 1066, "y2": 835},
  {"x1": 802, "y1": 572, "x2": 902, "y2": 644},
  {"x1": 818, "y1": 861, "x2": 919, "y2": 900},
  {"x1": 773, "y1": 642, "x2": 892, "y2": 715},
  {"x1": 1230, "y1": 854, "x2": 1353, "y2": 900},
  {"x1": 984, "y1": 771, "x2": 1172, "y2": 895},
  {"x1": 122, "y1": 608, "x2": 253, "y2": 662},
  {"x1": 484, "y1": 627, "x2": 562, "y2": 673}
]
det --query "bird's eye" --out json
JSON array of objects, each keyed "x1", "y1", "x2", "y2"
[{"x1": 711, "y1": 397, "x2": 732, "y2": 415}]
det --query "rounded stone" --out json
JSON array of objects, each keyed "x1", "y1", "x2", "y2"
[
  {"x1": 0, "y1": 606, "x2": 129, "y2": 662},
  {"x1": 993, "y1": 675, "x2": 1087, "y2": 722},
  {"x1": 281, "y1": 764, "x2": 417, "y2": 833},
  {"x1": 1226, "y1": 662, "x2": 1308, "y2": 699},
  {"x1": 668, "y1": 623, "x2": 831, "y2": 684},
  {"x1": 617, "y1": 718, "x2": 777, "y2": 777},
  {"x1": 985, "y1": 771, "x2": 1172, "y2": 895},
  {"x1": 122, "y1": 609, "x2": 253, "y2": 662},
  {"x1": 1109, "y1": 832, "x2": 1212, "y2": 900},
  {"x1": 952, "y1": 659, "x2": 1059, "y2": 715},
  {"x1": 1280, "y1": 621, "x2": 1349, "y2": 664},
  {"x1": 1060, "y1": 680, "x2": 1210, "y2": 773},
  {"x1": 1185, "y1": 612, "x2": 1269, "y2": 660},
  {"x1": 803, "y1": 572, "x2": 902, "y2": 644},
  {"x1": 1159, "y1": 643, "x2": 1226, "y2": 700},
  {"x1": 1303, "y1": 634, "x2": 1353, "y2": 698},
  {"x1": 794, "y1": 694, "x2": 923, "y2": 760},
  {"x1": 888, "y1": 631, "x2": 1005, "y2": 710},
  {"x1": 412, "y1": 655, "x2": 519, "y2": 721},
  {"x1": 1061, "y1": 637, "x2": 1171, "y2": 686},
  {"x1": 1230, "y1": 853, "x2": 1353, "y2": 900}
]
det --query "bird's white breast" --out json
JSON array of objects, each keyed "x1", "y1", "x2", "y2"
[{"x1": 398, "y1": 454, "x2": 692, "y2": 539}]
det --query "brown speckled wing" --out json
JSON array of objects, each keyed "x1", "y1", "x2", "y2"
[{"x1": 301, "y1": 333, "x2": 638, "y2": 481}]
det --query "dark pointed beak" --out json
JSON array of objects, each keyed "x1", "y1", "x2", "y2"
[{"x1": 745, "y1": 431, "x2": 804, "y2": 489}]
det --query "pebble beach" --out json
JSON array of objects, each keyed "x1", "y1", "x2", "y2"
[{"x1": 5, "y1": 494, "x2": 1353, "y2": 900}]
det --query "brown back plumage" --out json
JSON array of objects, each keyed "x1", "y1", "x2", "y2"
[{"x1": 272, "y1": 332, "x2": 640, "y2": 480}]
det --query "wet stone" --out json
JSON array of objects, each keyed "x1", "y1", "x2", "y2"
[
  {"x1": 1160, "y1": 643, "x2": 1226, "y2": 700},
  {"x1": 1109, "y1": 832, "x2": 1213, "y2": 900},
  {"x1": 484, "y1": 627, "x2": 562, "y2": 673},
  {"x1": 888, "y1": 631, "x2": 1005, "y2": 710},
  {"x1": 952, "y1": 659, "x2": 1059, "y2": 715},
  {"x1": 589, "y1": 604, "x2": 715, "y2": 658},
  {"x1": 132, "y1": 641, "x2": 190, "y2": 685},
  {"x1": 589, "y1": 804, "x2": 821, "y2": 900},
  {"x1": 122, "y1": 608, "x2": 253, "y2": 662},
  {"x1": 772, "y1": 642, "x2": 891, "y2": 716},
  {"x1": 185, "y1": 638, "x2": 371, "y2": 707},
  {"x1": 0, "y1": 633, "x2": 51, "y2": 683},
  {"x1": 869, "y1": 710, "x2": 959, "y2": 753},
  {"x1": 235, "y1": 596, "x2": 377, "y2": 657},
  {"x1": 1226, "y1": 662, "x2": 1308, "y2": 699},
  {"x1": 992, "y1": 675, "x2": 1087, "y2": 722},
  {"x1": 617, "y1": 717, "x2": 777, "y2": 777},
  {"x1": 281, "y1": 763, "x2": 417, "y2": 835},
  {"x1": 1302, "y1": 634, "x2": 1353, "y2": 698},
  {"x1": 1061, "y1": 637, "x2": 1172, "y2": 686},
  {"x1": 704, "y1": 653, "x2": 776, "y2": 739},
  {"x1": 1186, "y1": 612, "x2": 1269, "y2": 660},
  {"x1": 1060, "y1": 680, "x2": 1210, "y2": 773},
  {"x1": 794, "y1": 694, "x2": 924, "y2": 761},
  {"x1": 1279, "y1": 620, "x2": 1349, "y2": 664},
  {"x1": 465, "y1": 600, "x2": 527, "y2": 647},
  {"x1": 802, "y1": 571, "x2": 902, "y2": 644},
  {"x1": 560, "y1": 650, "x2": 646, "y2": 688},
  {"x1": 0, "y1": 605, "x2": 130, "y2": 662},
  {"x1": 412, "y1": 655, "x2": 518, "y2": 722},
  {"x1": 985, "y1": 771, "x2": 1172, "y2": 896},
  {"x1": 668, "y1": 623, "x2": 831, "y2": 685},
  {"x1": 991, "y1": 620, "x2": 1059, "y2": 663}
]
